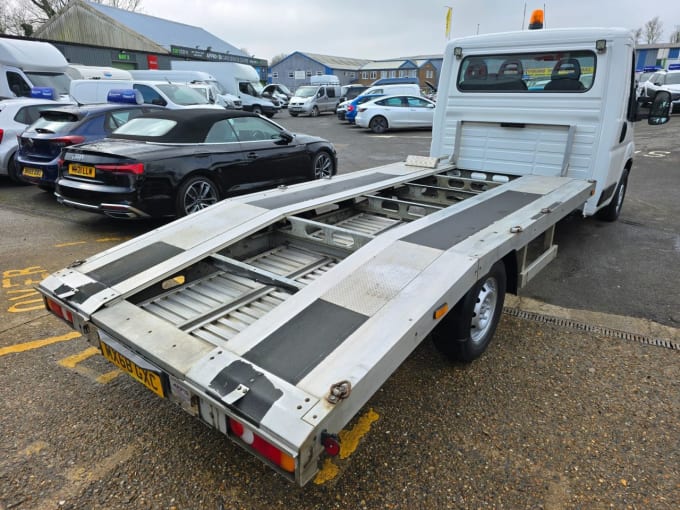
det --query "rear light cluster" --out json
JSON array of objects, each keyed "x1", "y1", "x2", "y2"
[
  {"x1": 347, "y1": 105, "x2": 355, "y2": 112},
  {"x1": 52, "y1": 135, "x2": 86, "y2": 148},
  {"x1": 0, "y1": 128, "x2": 4, "y2": 143},
  {"x1": 228, "y1": 418, "x2": 295, "y2": 473},
  {"x1": 44, "y1": 296, "x2": 73, "y2": 325},
  {"x1": 96, "y1": 163, "x2": 145, "y2": 175}
]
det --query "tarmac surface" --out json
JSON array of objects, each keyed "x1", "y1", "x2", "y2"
[{"x1": 0, "y1": 109, "x2": 679, "y2": 509}]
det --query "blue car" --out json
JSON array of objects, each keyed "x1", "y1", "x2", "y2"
[
  {"x1": 17, "y1": 101, "x2": 162, "y2": 189},
  {"x1": 344, "y1": 93, "x2": 385, "y2": 124}
]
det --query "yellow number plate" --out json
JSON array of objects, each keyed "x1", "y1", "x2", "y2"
[
  {"x1": 22, "y1": 167, "x2": 43, "y2": 178},
  {"x1": 68, "y1": 163, "x2": 96, "y2": 178},
  {"x1": 100, "y1": 340, "x2": 165, "y2": 398}
]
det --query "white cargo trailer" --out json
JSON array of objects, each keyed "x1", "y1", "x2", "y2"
[{"x1": 38, "y1": 24, "x2": 672, "y2": 486}]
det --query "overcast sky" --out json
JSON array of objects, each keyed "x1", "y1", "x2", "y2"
[{"x1": 140, "y1": 1, "x2": 678, "y2": 61}]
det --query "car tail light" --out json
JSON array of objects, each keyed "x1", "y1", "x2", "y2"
[
  {"x1": 95, "y1": 163, "x2": 145, "y2": 175},
  {"x1": 358, "y1": 107, "x2": 366, "y2": 113},
  {"x1": 52, "y1": 135, "x2": 86, "y2": 148},
  {"x1": 44, "y1": 296, "x2": 74, "y2": 325},
  {"x1": 0, "y1": 129, "x2": 3, "y2": 143},
  {"x1": 228, "y1": 417, "x2": 295, "y2": 473},
  {"x1": 347, "y1": 105, "x2": 355, "y2": 112}
]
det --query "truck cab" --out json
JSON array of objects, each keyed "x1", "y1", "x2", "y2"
[{"x1": 430, "y1": 27, "x2": 638, "y2": 219}]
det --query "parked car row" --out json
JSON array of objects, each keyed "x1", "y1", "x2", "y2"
[
  {"x1": 637, "y1": 66, "x2": 680, "y2": 112},
  {"x1": 1, "y1": 94, "x2": 337, "y2": 219}
]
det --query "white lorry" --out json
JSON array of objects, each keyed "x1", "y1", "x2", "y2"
[
  {"x1": 171, "y1": 61, "x2": 280, "y2": 117},
  {"x1": 0, "y1": 37, "x2": 71, "y2": 101},
  {"x1": 37, "y1": 24, "x2": 672, "y2": 486}
]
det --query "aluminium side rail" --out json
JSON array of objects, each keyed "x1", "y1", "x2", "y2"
[{"x1": 39, "y1": 158, "x2": 594, "y2": 485}]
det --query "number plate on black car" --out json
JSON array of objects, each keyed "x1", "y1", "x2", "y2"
[{"x1": 68, "y1": 163, "x2": 95, "y2": 178}]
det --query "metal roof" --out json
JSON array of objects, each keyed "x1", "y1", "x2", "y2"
[
  {"x1": 85, "y1": 1, "x2": 247, "y2": 57},
  {"x1": 359, "y1": 60, "x2": 416, "y2": 71},
  {"x1": 296, "y1": 52, "x2": 371, "y2": 70}
]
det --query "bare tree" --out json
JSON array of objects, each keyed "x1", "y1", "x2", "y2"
[
  {"x1": 643, "y1": 16, "x2": 663, "y2": 44},
  {"x1": 633, "y1": 28, "x2": 642, "y2": 45},
  {"x1": 671, "y1": 25, "x2": 680, "y2": 44},
  {"x1": 270, "y1": 53, "x2": 287, "y2": 66},
  {"x1": 1, "y1": 0, "x2": 142, "y2": 36}
]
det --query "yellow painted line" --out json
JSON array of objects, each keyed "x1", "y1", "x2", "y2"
[
  {"x1": 314, "y1": 408, "x2": 380, "y2": 484},
  {"x1": 0, "y1": 331, "x2": 81, "y2": 357},
  {"x1": 54, "y1": 241, "x2": 87, "y2": 248},
  {"x1": 97, "y1": 237, "x2": 128, "y2": 243},
  {"x1": 57, "y1": 346, "x2": 99, "y2": 368},
  {"x1": 96, "y1": 370, "x2": 122, "y2": 384}
]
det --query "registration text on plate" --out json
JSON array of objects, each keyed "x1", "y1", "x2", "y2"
[
  {"x1": 22, "y1": 167, "x2": 43, "y2": 177},
  {"x1": 100, "y1": 340, "x2": 165, "y2": 397},
  {"x1": 68, "y1": 163, "x2": 96, "y2": 178}
]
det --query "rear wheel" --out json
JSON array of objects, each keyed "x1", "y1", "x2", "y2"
[
  {"x1": 596, "y1": 168, "x2": 629, "y2": 222},
  {"x1": 7, "y1": 153, "x2": 27, "y2": 185},
  {"x1": 252, "y1": 105, "x2": 263, "y2": 116},
  {"x1": 175, "y1": 175, "x2": 220, "y2": 217},
  {"x1": 310, "y1": 106, "x2": 320, "y2": 117},
  {"x1": 369, "y1": 116, "x2": 388, "y2": 134},
  {"x1": 312, "y1": 151, "x2": 334, "y2": 179},
  {"x1": 432, "y1": 261, "x2": 506, "y2": 362}
]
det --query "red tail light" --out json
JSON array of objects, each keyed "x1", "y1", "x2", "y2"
[
  {"x1": 44, "y1": 296, "x2": 74, "y2": 325},
  {"x1": 95, "y1": 163, "x2": 145, "y2": 175},
  {"x1": 52, "y1": 135, "x2": 86, "y2": 147},
  {"x1": 347, "y1": 105, "x2": 355, "y2": 112},
  {"x1": 0, "y1": 128, "x2": 4, "y2": 143},
  {"x1": 228, "y1": 418, "x2": 295, "y2": 472}
]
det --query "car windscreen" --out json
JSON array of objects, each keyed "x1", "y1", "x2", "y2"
[
  {"x1": 457, "y1": 50, "x2": 596, "y2": 92},
  {"x1": 666, "y1": 73, "x2": 680, "y2": 85},
  {"x1": 294, "y1": 86, "x2": 317, "y2": 98},
  {"x1": 113, "y1": 117, "x2": 177, "y2": 137},
  {"x1": 24, "y1": 72, "x2": 71, "y2": 96},
  {"x1": 155, "y1": 84, "x2": 209, "y2": 105},
  {"x1": 28, "y1": 111, "x2": 81, "y2": 134}
]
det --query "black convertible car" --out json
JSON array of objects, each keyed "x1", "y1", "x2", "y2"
[{"x1": 55, "y1": 109, "x2": 337, "y2": 218}]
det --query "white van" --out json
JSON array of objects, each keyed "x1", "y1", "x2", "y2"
[
  {"x1": 361, "y1": 83, "x2": 421, "y2": 97},
  {"x1": 171, "y1": 61, "x2": 279, "y2": 117},
  {"x1": 130, "y1": 69, "x2": 241, "y2": 109},
  {"x1": 0, "y1": 38, "x2": 71, "y2": 101},
  {"x1": 67, "y1": 65, "x2": 132, "y2": 80},
  {"x1": 69, "y1": 79, "x2": 223, "y2": 109}
]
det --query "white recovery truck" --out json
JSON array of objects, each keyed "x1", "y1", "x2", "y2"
[{"x1": 38, "y1": 25, "x2": 672, "y2": 485}]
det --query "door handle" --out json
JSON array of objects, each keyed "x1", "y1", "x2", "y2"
[{"x1": 246, "y1": 152, "x2": 258, "y2": 160}]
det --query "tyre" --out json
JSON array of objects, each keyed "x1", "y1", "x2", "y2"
[
  {"x1": 432, "y1": 261, "x2": 507, "y2": 362},
  {"x1": 310, "y1": 106, "x2": 319, "y2": 117},
  {"x1": 7, "y1": 153, "x2": 28, "y2": 185},
  {"x1": 369, "y1": 116, "x2": 388, "y2": 134},
  {"x1": 312, "y1": 151, "x2": 334, "y2": 179},
  {"x1": 596, "y1": 168, "x2": 629, "y2": 222},
  {"x1": 175, "y1": 175, "x2": 220, "y2": 217},
  {"x1": 252, "y1": 105, "x2": 263, "y2": 116}
]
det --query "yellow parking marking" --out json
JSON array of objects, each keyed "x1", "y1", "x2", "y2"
[
  {"x1": 96, "y1": 370, "x2": 122, "y2": 384},
  {"x1": 0, "y1": 331, "x2": 81, "y2": 357},
  {"x1": 314, "y1": 408, "x2": 380, "y2": 484},
  {"x1": 54, "y1": 241, "x2": 87, "y2": 248},
  {"x1": 96, "y1": 237, "x2": 128, "y2": 243},
  {"x1": 57, "y1": 346, "x2": 99, "y2": 368}
]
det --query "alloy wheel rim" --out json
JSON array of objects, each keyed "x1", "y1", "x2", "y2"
[
  {"x1": 184, "y1": 181, "x2": 218, "y2": 214},
  {"x1": 470, "y1": 277, "x2": 498, "y2": 344}
]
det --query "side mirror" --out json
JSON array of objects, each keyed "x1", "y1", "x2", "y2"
[
  {"x1": 648, "y1": 90, "x2": 672, "y2": 125},
  {"x1": 277, "y1": 130, "x2": 294, "y2": 144}
]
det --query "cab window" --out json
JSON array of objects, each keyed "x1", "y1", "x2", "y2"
[{"x1": 457, "y1": 50, "x2": 596, "y2": 92}]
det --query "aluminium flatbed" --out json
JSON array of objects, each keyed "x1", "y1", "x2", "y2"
[{"x1": 39, "y1": 158, "x2": 593, "y2": 485}]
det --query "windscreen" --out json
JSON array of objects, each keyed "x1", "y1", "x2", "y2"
[
  {"x1": 156, "y1": 84, "x2": 209, "y2": 105},
  {"x1": 28, "y1": 111, "x2": 80, "y2": 134},
  {"x1": 457, "y1": 50, "x2": 596, "y2": 92},
  {"x1": 24, "y1": 72, "x2": 71, "y2": 95},
  {"x1": 294, "y1": 86, "x2": 317, "y2": 98},
  {"x1": 113, "y1": 118, "x2": 177, "y2": 137}
]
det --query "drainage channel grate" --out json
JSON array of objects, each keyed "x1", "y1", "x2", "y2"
[{"x1": 503, "y1": 307, "x2": 679, "y2": 351}]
